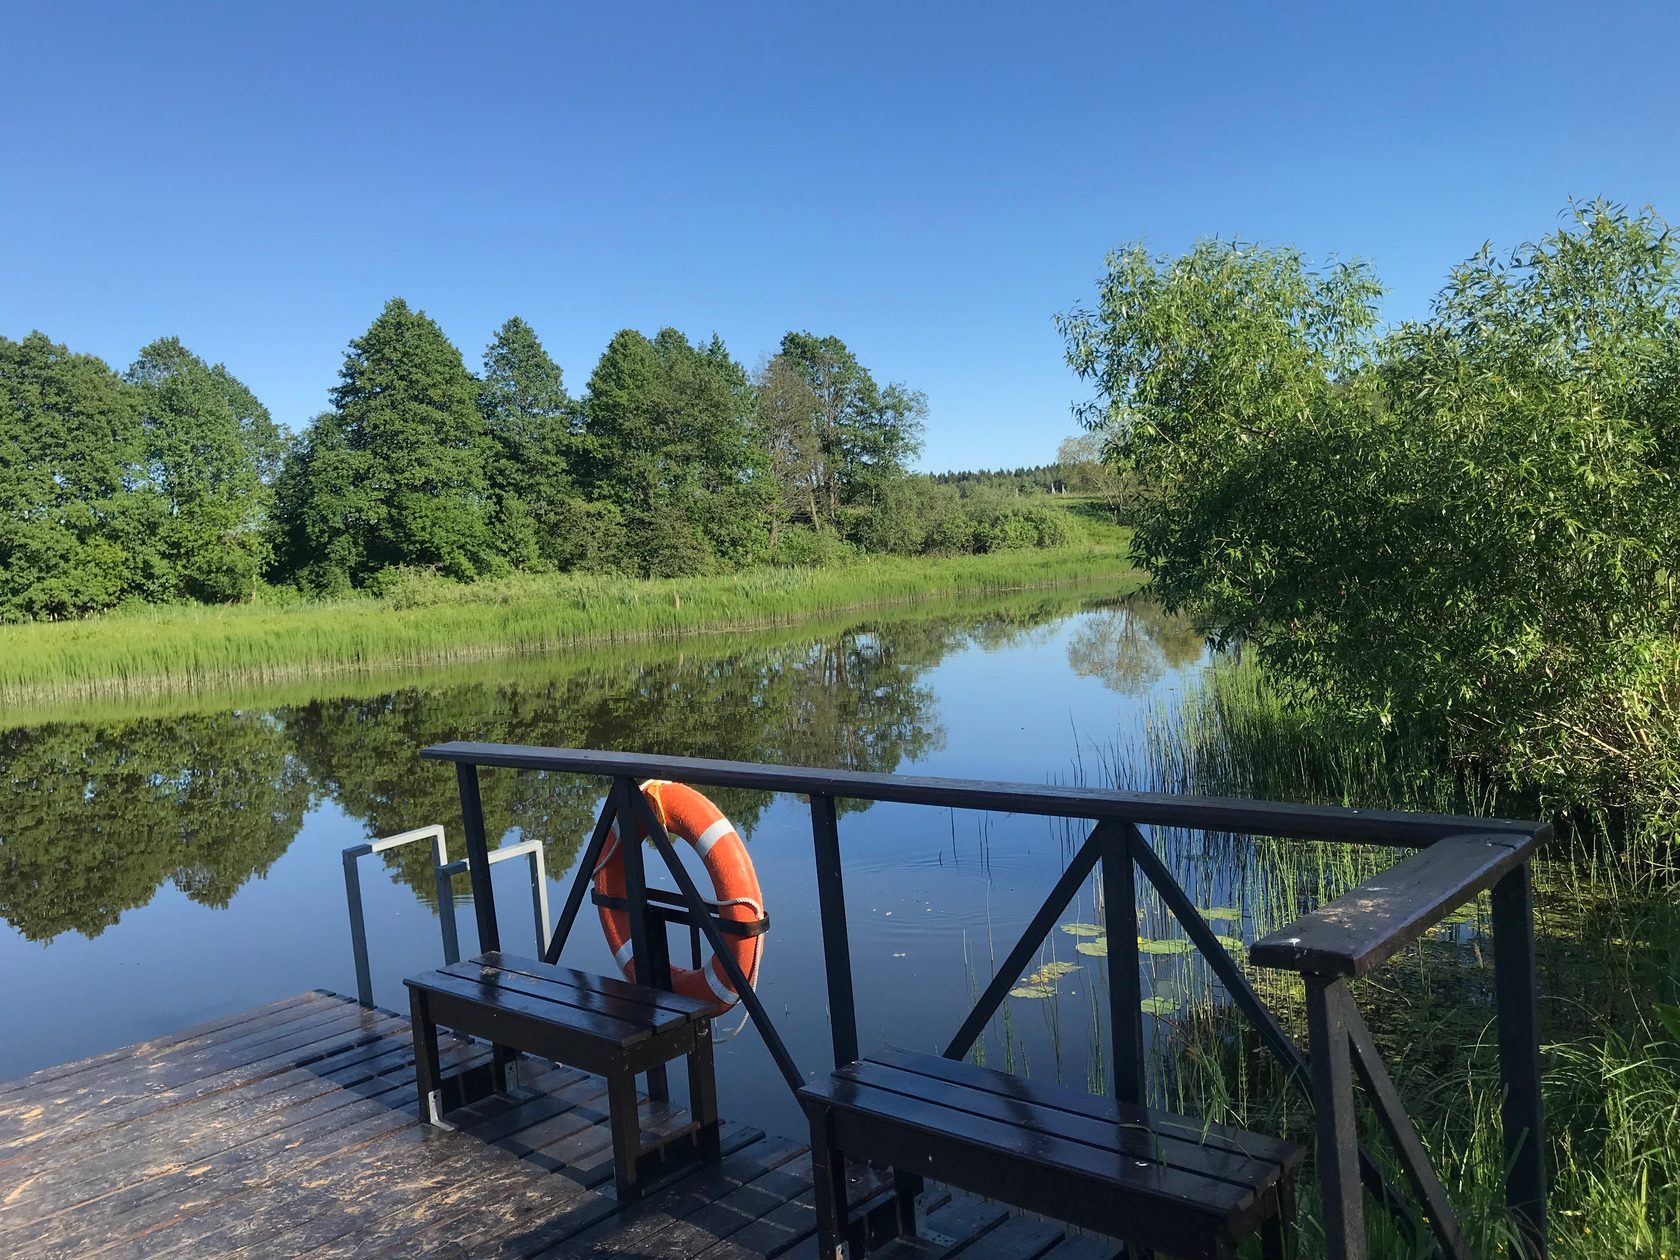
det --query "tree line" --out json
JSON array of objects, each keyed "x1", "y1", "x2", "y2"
[{"x1": 0, "y1": 303, "x2": 1074, "y2": 621}]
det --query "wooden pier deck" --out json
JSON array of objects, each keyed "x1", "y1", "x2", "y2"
[{"x1": 0, "y1": 992, "x2": 1118, "y2": 1259}]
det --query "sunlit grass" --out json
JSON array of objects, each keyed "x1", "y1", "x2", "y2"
[{"x1": 0, "y1": 544, "x2": 1139, "y2": 705}]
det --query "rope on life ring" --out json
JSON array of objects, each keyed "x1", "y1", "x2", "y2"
[{"x1": 592, "y1": 780, "x2": 766, "y2": 1014}]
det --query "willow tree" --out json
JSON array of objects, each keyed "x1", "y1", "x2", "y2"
[{"x1": 1061, "y1": 202, "x2": 1680, "y2": 822}]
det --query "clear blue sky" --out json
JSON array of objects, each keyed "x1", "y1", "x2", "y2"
[{"x1": 3, "y1": 2, "x2": 1676, "y2": 471}]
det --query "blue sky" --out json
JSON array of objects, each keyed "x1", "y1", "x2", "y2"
[{"x1": 3, "y1": 2, "x2": 1676, "y2": 471}]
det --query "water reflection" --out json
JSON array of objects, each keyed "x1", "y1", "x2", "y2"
[
  {"x1": 1066, "y1": 601, "x2": 1205, "y2": 695},
  {"x1": 0, "y1": 592, "x2": 1137, "y2": 941},
  {"x1": 0, "y1": 716, "x2": 310, "y2": 941}
]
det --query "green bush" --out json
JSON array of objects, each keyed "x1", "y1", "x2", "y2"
[
  {"x1": 771, "y1": 525, "x2": 858, "y2": 568},
  {"x1": 1061, "y1": 200, "x2": 1680, "y2": 827}
]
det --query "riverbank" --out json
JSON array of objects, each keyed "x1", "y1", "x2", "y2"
[{"x1": 0, "y1": 543, "x2": 1140, "y2": 705}]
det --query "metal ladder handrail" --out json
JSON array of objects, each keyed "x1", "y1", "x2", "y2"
[{"x1": 342, "y1": 824, "x2": 550, "y2": 1007}]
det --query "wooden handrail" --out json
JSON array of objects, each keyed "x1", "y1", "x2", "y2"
[
  {"x1": 420, "y1": 742, "x2": 1542, "y2": 846},
  {"x1": 1249, "y1": 829, "x2": 1548, "y2": 977}
]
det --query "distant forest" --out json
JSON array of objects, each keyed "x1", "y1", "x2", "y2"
[{"x1": 0, "y1": 302, "x2": 1096, "y2": 622}]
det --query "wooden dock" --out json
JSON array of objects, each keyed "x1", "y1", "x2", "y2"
[{"x1": 0, "y1": 992, "x2": 1118, "y2": 1259}]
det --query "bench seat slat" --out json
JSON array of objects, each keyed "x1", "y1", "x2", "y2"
[
  {"x1": 476, "y1": 952, "x2": 714, "y2": 1019},
  {"x1": 868, "y1": 1045, "x2": 1303, "y2": 1170},
  {"x1": 804, "y1": 1074, "x2": 1256, "y2": 1216},
  {"x1": 438, "y1": 960, "x2": 689, "y2": 1034},
  {"x1": 409, "y1": 970, "x2": 654, "y2": 1049},
  {"x1": 837, "y1": 1060, "x2": 1280, "y2": 1193},
  {"x1": 800, "y1": 1047, "x2": 1304, "y2": 1259}
]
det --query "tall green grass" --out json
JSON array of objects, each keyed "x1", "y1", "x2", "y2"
[
  {"x1": 1128, "y1": 655, "x2": 1680, "y2": 1258},
  {"x1": 0, "y1": 545, "x2": 1139, "y2": 705}
]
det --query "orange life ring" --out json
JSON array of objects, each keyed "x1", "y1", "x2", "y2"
[{"x1": 593, "y1": 780, "x2": 765, "y2": 1013}]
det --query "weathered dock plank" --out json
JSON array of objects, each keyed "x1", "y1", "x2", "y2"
[{"x1": 0, "y1": 993, "x2": 1122, "y2": 1258}]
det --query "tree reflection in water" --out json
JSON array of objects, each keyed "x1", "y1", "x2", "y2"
[{"x1": 1, "y1": 592, "x2": 1144, "y2": 940}]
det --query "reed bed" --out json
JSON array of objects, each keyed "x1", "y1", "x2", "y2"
[
  {"x1": 962, "y1": 651, "x2": 1678, "y2": 1257},
  {"x1": 0, "y1": 546, "x2": 1138, "y2": 705}
]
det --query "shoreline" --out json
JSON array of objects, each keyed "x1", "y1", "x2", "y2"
[{"x1": 0, "y1": 547, "x2": 1140, "y2": 709}]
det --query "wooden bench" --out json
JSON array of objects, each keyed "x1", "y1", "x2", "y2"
[
  {"x1": 405, "y1": 951, "x2": 720, "y2": 1202},
  {"x1": 800, "y1": 1047, "x2": 1304, "y2": 1260}
]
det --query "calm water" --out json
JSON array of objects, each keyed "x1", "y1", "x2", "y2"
[{"x1": 1, "y1": 591, "x2": 1217, "y2": 1137}]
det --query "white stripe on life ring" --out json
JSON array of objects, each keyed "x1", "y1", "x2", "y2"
[
  {"x1": 704, "y1": 957, "x2": 738, "y2": 1006},
  {"x1": 613, "y1": 938, "x2": 635, "y2": 970},
  {"x1": 693, "y1": 816, "x2": 736, "y2": 859}
]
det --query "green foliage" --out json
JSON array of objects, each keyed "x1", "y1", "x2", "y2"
[
  {"x1": 478, "y1": 317, "x2": 574, "y2": 569},
  {"x1": 1062, "y1": 201, "x2": 1680, "y2": 825},
  {"x1": 771, "y1": 332, "x2": 926, "y2": 520},
  {"x1": 1, "y1": 300, "x2": 1058, "y2": 622},
  {"x1": 128, "y1": 337, "x2": 285, "y2": 603},
  {"x1": 0, "y1": 332, "x2": 151, "y2": 620},
  {"x1": 274, "y1": 298, "x2": 500, "y2": 590},
  {"x1": 577, "y1": 328, "x2": 765, "y2": 575}
]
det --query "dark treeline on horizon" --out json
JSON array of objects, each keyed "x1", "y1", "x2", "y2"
[{"x1": 0, "y1": 301, "x2": 1080, "y2": 622}]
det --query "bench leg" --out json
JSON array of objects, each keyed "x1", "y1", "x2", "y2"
[
  {"x1": 687, "y1": 1019, "x2": 722, "y2": 1161},
  {"x1": 892, "y1": 1169, "x2": 923, "y2": 1237},
  {"x1": 608, "y1": 1069, "x2": 644, "y2": 1203},
  {"x1": 492, "y1": 1041, "x2": 522, "y2": 1096},
  {"x1": 806, "y1": 1101, "x2": 849, "y2": 1260},
  {"x1": 408, "y1": 987, "x2": 449, "y2": 1129}
]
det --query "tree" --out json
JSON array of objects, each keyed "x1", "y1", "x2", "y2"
[
  {"x1": 272, "y1": 299, "x2": 499, "y2": 589},
  {"x1": 776, "y1": 333, "x2": 925, "y2": 521},
  {"x1": 1059, "y1": 202, "x2": 1680, "y2": 821},
  {"x1": 578, "y1": 328, "x2": 765, "y2": 574},
  {"x1": 754, "y1": 354, "x2": 822, "y2": 540},
  {"x1": 1056, "y1": 431, "x2": 1131, "y2": 520},
  {"x1": 478, "y1": 317, "x2": 574, "y2": 567},
  {"x1": 127, "y1": 337, "x2": 285, "y2": 603},
  {"x1": 0, "y1": 332, "x2": 154, "y2": 619}
]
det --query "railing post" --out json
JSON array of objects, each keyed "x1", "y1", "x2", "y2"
[
  {"x1": 434, "y1": 864, "x2": 462, "y2": 966},
  {"x1": 526, "y1": 845, "x2": 552, "y2": 958},
  {"x1": 614, "y1": 777, "x2": 655, "y2": 988},
  {"x1": 1101, "y1": 823, "x2": 1146, "y2": 1107},
  {"x1": 1492, "y1": 863, "x2": 1547, "y2": 1259},
  {"x1": 810, "y1": 794, "x2": 859, "y2": 1069},
  {"x1": 456, "y1": 763, "x2": 499, "y2": 954},
  {"x1": 1306, "y1": 974, "x2": 1366, "y2": 1260},
  {"x1": 342, "y1": 849, "x2": 374, "y2": 1007}
]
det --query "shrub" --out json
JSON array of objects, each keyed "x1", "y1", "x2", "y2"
[{"x1": 1060, "y1": 201, "x2": 1680, "y2": 825}]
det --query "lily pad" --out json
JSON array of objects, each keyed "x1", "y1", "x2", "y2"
[
  {"x1": 1008, "y1": 983, "x2": 1057, "y2": 999},
  {"x1": 1138, "y1": 937, "x2": 1194, "y2": 955},
  {"x1": 1059, "y1": 923, "x2": 1106, "y2": 937},
  {"x1": 1026, "y1": 961, "x2": 1080, "y2": 985},
  {"x1": 1140, "y1": 995, "x2": 1178, "y2": 1015},
  {"x1": 1214, "y1": 934, "x2": 1244, "y2": 952},
  {"x1": 1075, "y1": 939, "x2": 1109, "y2": 957},
  {"x1": 1198, "y1": 907, "x2": 1241, "y2": 922}
]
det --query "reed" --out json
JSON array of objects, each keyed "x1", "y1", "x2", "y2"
[{"x1": 0, "y1": 545, "x2": 1139, "y2": 705}]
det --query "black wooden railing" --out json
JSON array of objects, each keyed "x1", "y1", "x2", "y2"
[{"x1": 420, "y1": 741, "x2": 1550, "y2": 1260}]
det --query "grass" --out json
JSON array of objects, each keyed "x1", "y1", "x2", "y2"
[
  {"x1": 1131, "y1": 657, "x2": 1680, "y2": 1258},
  {"x1": 0, "y1": 541, "x2": 1139, "y2": 705},
  {"x1": 960, "y1": 650, "x2": 1677, "y2": 1256}
]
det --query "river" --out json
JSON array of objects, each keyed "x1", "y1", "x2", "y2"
[{"x1": 2, "y1": 588, "x2": 1666, "y2": 1167}]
